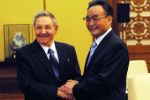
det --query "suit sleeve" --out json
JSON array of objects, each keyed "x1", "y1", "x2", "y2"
[
  {"x1": 16, "y1": 50, "x2": 58, "y2": 100},
  {"x1": 66, "y1": 46, "x2": 82, "y2": 81},
  {"x1": 73, "y1": 42, "x2": 129, "y2": 99}
]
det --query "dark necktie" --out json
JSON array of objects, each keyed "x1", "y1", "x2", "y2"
[
  {"x1": 48, "y1": 49, "x2": 59, "y2": 79},
  {"x1": 87, "y1": 41, "x2": 97, "y2": 65}
]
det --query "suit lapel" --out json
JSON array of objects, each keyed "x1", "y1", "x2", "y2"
[
  {"x1": 55, "y1": 42, "x2": 66, "y2": 80},
  {"x1": 55, "y1": 42, "x2": 64, "y2": 65},
  {"x1": 31, "y1": 40, "x2": 58, "y2": 80},
  {"x1": 84, "y1": 31, "x2": 114, "y2": 73}
]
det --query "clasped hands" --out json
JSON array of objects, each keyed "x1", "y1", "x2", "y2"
[{"x1": 57, "y1": 79, "x2": 78, "y2": 100}]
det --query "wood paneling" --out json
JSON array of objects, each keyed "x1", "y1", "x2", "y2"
[
  {"x1": 107, "y1": 0, "x2": 150, "y2": 73},
  {"x1": 108, "y1": 0, "x2": 119, "y2": 35},
  {"x1": 128, "y1": 45, "x2": 150, "y2": 72},
  {"x1": 0, "y1": 62, "x2": 24, "y2": 100},
  {"x1": 0, "y1": 93, "x2": 24, "y2": 100},
  {"x1": 0, "y1": 64, "x2": 20, "y2": 93}
]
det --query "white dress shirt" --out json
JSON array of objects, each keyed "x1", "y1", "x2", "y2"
[
  {"x1": 94, "y1": 28, "x2": 112, "y2": 46},
  {"x1": 40, "y1": 41, "x2": 59, "y2": 63}
]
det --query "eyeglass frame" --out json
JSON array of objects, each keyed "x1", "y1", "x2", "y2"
[{"x1": 83, "y1": 14, "x2": 107, "y2": 22}]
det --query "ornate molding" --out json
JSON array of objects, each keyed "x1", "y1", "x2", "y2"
[{"x1": 121, "y1": 0, "x2": 150, "y2": 45}]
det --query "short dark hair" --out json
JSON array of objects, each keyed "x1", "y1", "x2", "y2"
[
  {"x1": 33, "y1": 11, "x2": 58, "y2": 26},
  {"x1": 88, "y1": 0, "x2": 113, "y2": 16}
]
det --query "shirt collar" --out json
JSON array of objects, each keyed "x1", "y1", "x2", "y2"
[
  {"x1": 94, "y1": 28, "x2": 112, "y2": 45},
  {"x1": 40, "y1": 41, "x2": 59, "y2": 62},
  {"x1": 40, "y1": 41, "x2": 56, "y2": 55}
]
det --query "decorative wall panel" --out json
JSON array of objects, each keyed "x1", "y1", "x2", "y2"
[
  {"x1": 120, "y1": 0, "x2": 150, "y2": 45},
  {"x1": 119, "y1": 0, "x2": 150, "y2": 72},
  {"x1": 4, "y1": 24, "x2": 33, "y2": 62}
]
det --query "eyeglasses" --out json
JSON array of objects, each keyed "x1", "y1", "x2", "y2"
[{"x1": 83, "y1": 15, "x2": 106, "y2": 22}]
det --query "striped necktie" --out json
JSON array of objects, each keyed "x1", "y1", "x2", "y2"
[{"x1": 48, "y1": 49, "x2": 59, "y2": 79}]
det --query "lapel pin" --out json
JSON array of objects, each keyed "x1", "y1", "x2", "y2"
[{"x1": 67, "y1": 58, "x2": 70, "y2": 62}]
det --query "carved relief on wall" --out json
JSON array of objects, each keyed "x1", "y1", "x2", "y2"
[{"x1": 121, "y1": 0, "x2": 150, "y2": 45}]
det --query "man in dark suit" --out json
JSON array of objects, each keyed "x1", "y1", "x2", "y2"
[
  {"x1": 60, "y1": 1, "x2": 129, "y2": 100},
  {"x1": 16, "y1": 11, "x2": 81, "y2": 100}
]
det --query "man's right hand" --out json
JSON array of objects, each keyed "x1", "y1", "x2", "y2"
[{"x1": 57, "y1": 88, "x2": 73, "y2": 100}]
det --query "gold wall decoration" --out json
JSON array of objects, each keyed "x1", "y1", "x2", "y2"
[{"x1": 121, "y1": 0, "x2": 150, "y2": 45}]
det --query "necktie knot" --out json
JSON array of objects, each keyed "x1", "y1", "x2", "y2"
[
  {"x1": 48, "y1": 49, "x2": 57, "y2": 63},
  {"x1": 90, "y1": 41, "x2": 97, "y2": 54},
  {"x1": 87, "y1": 41, "x2": 97, "y2": 65},
  {"x1": 48, "y1": 49, "x2": 54, "y2": 55},
  {"x1": 48, "y1": 48, "x2": 59, "y2": 79},
  {"x1": 91, "y1": 42, "x2": 97, "y2": 50}
]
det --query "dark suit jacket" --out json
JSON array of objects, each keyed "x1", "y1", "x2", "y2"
[
  {"x1": 16, "y1": 40, "x2": 81, "y2": 100},
  {"x1": 73, "y1": 30, "x2": 129, "y2": 100}
]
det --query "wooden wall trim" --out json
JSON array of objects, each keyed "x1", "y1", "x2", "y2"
[
  {"x1": 128, "y1": 45, "x2": 150, "y2": 53},
  {"x1": 108, "y1": 0, "x2": 119, "y2": 35},
  {"x1": 128, "y1": 45, "x2": 150, "y2": 72}
]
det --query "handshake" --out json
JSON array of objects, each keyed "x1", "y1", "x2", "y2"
[{"x1": 57, "y1": 79, "x2": 78, "y2": 100}]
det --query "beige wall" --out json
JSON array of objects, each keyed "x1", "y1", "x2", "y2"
[{"x1": 0, "y1": 0, "x2": 92, "y2": 73}]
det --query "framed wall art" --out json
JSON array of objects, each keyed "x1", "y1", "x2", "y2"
[{"x1": 4, "y1": 24, "x2": 33, "y2": 62}]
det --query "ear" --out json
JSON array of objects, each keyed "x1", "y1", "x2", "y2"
[
  {"x1": 55, "y1": 25, "x2": 59, "y2": 31},
  {"x1": 107, "y1": 16, "x2": 112, "y2": 24},
  {"x1": 54, "y1": 25, "x2": 58, "y2": 35}
]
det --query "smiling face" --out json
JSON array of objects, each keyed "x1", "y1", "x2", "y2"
[
  {"x1": 86, "y1": 5, "x2": 112, "y2": 39},
  {"x1": 34, "y1": 16, "x2": 58, "y2": 47}
]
